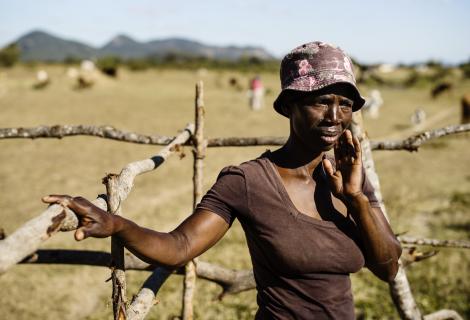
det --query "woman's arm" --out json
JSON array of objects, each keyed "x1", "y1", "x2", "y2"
[
  {"x1": 322, "y1": 130, "x2": 402, "y2": 282},
  {"x1": 344, "y1": 195, "x2": 401, "y2": 282},
  {"x1": 42, "y1": 195, "x2": 229, "y2": 268}
]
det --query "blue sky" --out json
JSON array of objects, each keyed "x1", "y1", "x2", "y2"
[{"x1": 1, "y1": 0, "x2": 469, "y2": 64}]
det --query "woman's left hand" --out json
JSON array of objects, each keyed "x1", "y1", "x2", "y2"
[{"x1": 322, "y1": 129, "x2": 363, "y2": 199}]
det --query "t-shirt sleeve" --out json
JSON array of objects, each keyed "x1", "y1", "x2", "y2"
[
  {"x1": 361, "y1": 170, "x2": 381, "y2": 208},
  {"x1": 195, "y1": 166, "x2": 247, "y2": 226}
]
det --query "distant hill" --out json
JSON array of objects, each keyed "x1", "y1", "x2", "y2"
[
  {"x1": 11, "y1": 30, "x2": 275, "y2": 62},
  {"x1": 16, "y1": 30, "x2": 96, "y2": 61}
]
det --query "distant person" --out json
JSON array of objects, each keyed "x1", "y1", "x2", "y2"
[
  {"x1": 363, "y1": 89, "x2": 383, "y2": 119},
  {"x1": 43, "y1": 41, "x2": 401, "y2": 320},
  {"x1": 411, "y1": 108, "x2": 426, "y2": 131},
  {"x1": 249, "y1": 75, "x2": 264, "y2": 110}
]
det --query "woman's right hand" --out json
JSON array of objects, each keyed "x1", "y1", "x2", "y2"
[{"x1": 42, "y1": 195, "x2": 115, "y2": 241}]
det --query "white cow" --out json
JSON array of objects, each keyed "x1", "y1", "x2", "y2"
[{"x1": 33, "y1": 70, "x2": 50, "y2": 89}]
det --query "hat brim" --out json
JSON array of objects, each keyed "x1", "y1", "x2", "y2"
[{"x1": 273, "y1": 82, "x2": 366, "y2": 117}]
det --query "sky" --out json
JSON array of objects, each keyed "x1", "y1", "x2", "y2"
[{"x1": 1, "y1": 0, "x2": 469, "y2": 65}]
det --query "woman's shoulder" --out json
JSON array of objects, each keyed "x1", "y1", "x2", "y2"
[{"x1": 219, "y1": 151, "x2": 272, "y2": 177}]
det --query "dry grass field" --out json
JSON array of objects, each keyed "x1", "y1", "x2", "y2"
[{"x1": 0, "y1": 65, "x2": 469, "y2": 319}]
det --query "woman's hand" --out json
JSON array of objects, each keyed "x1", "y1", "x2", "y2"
[
  {"x1": 42, "y1": 195, "x2": 115, "y2": 241},
  {"x1": 322, "y1": 129, "x2": 363, "y2": 200}
]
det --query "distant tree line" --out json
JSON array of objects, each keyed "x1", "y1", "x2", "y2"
[
  {"x1": 352, "y1": 57, "x2": 470, "y2": 88},
  {"x1": 72, "y1": 53, "x2": 281, "y2": 74},
  {"x1": 1, "y1": 42, "x2": 469, "y2": 83}
]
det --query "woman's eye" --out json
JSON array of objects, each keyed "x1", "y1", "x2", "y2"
[
  {"x1": 314, "y1": 99, "x2": 329, "y2": 106},
  {"x1": 311, "y1": 103, "x2": 328, "y2": 110}
]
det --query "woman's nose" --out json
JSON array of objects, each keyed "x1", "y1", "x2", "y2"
[{"x1": 324, "y1": 103, "x2": 340, "y2": 124}]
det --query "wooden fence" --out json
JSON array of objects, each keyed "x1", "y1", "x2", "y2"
[{"x1": 0, "y1": 82, "x2": 470, "y2": 320}]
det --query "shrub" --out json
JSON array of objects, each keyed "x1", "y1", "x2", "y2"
[
  {"x1": 459, "y1": 60, "x2": 470, "y2": 79},
  {"x1": 0, "y1": 43, "x2": 20, "y2": 67},
  {"x1": 96, "y1": 56, "x2": 120, "y2": 77}
]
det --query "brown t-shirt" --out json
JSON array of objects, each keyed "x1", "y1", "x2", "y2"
[{"x1": 196, "y1": 152, "x2": 380, "y2": 320}]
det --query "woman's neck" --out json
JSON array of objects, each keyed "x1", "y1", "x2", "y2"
[{"x1": 269, "y1": 135, "x2": 325, "y2": 175}]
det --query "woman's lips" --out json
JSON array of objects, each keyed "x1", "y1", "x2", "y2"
[
  {"x1": 320, "y1": 133, "x2": 340, "y2": 143},
  {"x1": 318, "y1": 128, "x2": 341, "y2": 143}
]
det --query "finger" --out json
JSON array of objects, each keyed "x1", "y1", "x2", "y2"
[
  {"x1": 323, "y1": 158, "x2": 342, "y2": 191},
  {"x1": 345, "y1": 130, "x2": 356, "y2": 159},
  {"x1": 345, "y1": 129, "x2": 353, "y2": 145},
  {"x1": 333, "y1": 140, "x2": 341, "y2": 168},
  {"x1": 352, "y1": 136, "x2": 362, "y2": 161},
  {"x1": 68, "y1": 196, "x2": 100, "y2": 213},
  {"x1": 74, "y1": 227, "x2": 89, "y2": 241},
  {"x1": 42, "y1": 194, "x2": 72, "y2": 206},
  {"x1": 322, "y1": 157, "x2": 335, "y2": 177},
  {"x1": 334, "y1": 168, "x2": 343, "y2": 182},
  {"x1": 340, "y1": 131, "x2": 349, "y2": 157}
]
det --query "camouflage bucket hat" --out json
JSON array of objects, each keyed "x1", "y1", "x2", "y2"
[{"x1": 273, "y1": 41, "x2": 365, "y2": 117}]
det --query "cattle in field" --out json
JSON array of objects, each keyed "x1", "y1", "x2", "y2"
[
  {"x1": 81, "y1": 60, "x2": 95, "y2": 72},
  {"x1": 33, "y1": 70, "x2": 50, "y2": 89},
  {"x1": 431, "y1": 82, "x2": 452, "y2": 99},
  {"x1": 228, "y1": 77, "x2": 244, "y2": 91},
  {"x1": 461, "y1": 94, "x2": 470, "y2": 124},
  {"x1": 67, "y1": 61, "x2": 97, "y2": 89}
]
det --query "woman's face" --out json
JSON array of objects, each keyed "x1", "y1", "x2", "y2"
[{"x1": 287, "y1": 87, "x2": 354, "y2": 151}]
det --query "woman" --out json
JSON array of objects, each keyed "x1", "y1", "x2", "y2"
[{"x1": 43, "y1": 42, "x2": 401, "y2": 319}]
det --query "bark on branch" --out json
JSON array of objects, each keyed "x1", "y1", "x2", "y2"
[
  {"x1": 400, "y1": 247, "x2": 439, "y2": 268},
  {"x1": 207, "y1": 136, "x2": 287, "y2": 147},
  {"x1": 0, "y1": 197, "x2": 107, "y2": 275},
  {"x1": 398, "y1": 236, "x2": 470, "y2": 249},
  {"x1": 102, "y1": 124, "x2": 194, "y2": 206},
  {"x1": 181, "y1": 81, "x2": 205, "y2": 320},
  {"x1": 2, "y1": 123, "x2": 468, "y2": 151},
  {"x1": 369, "y1": 123, "x2": 470, "y2": 151},
  {"x1": 423, "y1": 309, "x2": 464, "y2": 320},
  {"x1": 127, "y1": 267, "x2": 172, "y2": 320},
  {"x1": 0, "y1": 125, "x2": 174, "y2": 145}
]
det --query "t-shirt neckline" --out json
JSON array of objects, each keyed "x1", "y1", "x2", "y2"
[{"x1": 262, "y1": 152, "x2": 337, "y2": 228}]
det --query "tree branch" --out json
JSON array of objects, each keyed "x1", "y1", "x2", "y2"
[
  {"x1": 20, "y1": 249, "x2": 256, "y2": 297},
  {"x1": 423, "y1": 309, "x2": 464, "y2": 320},
  {"x1": 350, "y1": 112, "x2": 422, "y2": 320},
  {"x1": 127, "y1": 267, "x2": 173, "y2": 320},
  {"x1": 2, "y1": 124, "x2": 469, "y2": 151},
  {"x1": 0, "y1": 125, "x2": 174, "y2": 145},
  {"x1": 0, "y1": 197, "x2": 107, "y2": 275},
  {"x1": 101, "y1": 123, "x2": 194, "y2": 206},
  {"x1": 206, "y1": 136, "x2": 286, "y2": 147},
  {"x1": 400, "y1": 247, "x2": 439, "y2": 268},
  {"x1": 181, "y1": 81, "x2": 205, "y2": 320},
  {"x1": 370, "y1": 123, "x2": 470, "y2": 151},
  {"x1": 0, "y1": 125, "x2": 194, "y2": 276},
  {"x1": 398, "y1": 236, "x2": 470, "y2": 249}
]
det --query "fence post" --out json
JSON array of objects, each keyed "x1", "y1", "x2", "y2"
[
  {"x1": 105, "y1": 175, "x2": 128, "y2": 320},
  {"x1": 182, "y1": 81, "x2": 206, "y2": 320},
  {"x1": 350, "y1": 112, "x2": 421, "y2": 320}
]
